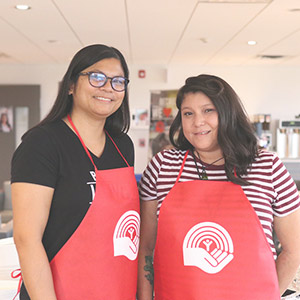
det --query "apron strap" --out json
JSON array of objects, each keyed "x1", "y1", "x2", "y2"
[
  {"x1": 11, "y1": 268, "x2": 22, "y2": 300},
  {"x1": 67, "y1": 115, "x2": 130, "y2": 169},
  {"x1": 67, "y1": 115, "x2": 98, "y2": 171},
  {"x1": 175, "y1": 150, "x2": 189, "y2": 184},
  {"x1": 105, "y1": 131, "x2": 130, "y2": 167},
  {"x1": 176, "y1": 151, "x2": 236, "y2": 182}
]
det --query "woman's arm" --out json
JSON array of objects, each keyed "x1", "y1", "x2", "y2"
[
  {"x1": 12, "y1": 182, "x2": 57, "y2": 300},
  {"x1": 274, "y1": 208, "x2": 300, "y2": 295},
  {"x1": 137, "y1": 200, "x2": 158, "y2": 300}
]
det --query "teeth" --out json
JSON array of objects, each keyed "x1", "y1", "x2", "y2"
[{"x1": 94, "y1": 96, "x2": 111, "y2": 101}]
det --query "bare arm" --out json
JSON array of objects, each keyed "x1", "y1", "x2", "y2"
[
  {"x1": 12, "y1": 182, "x2": 57, "y2": 300},
  {"x1": 137, "y1": 200, "x2": 158, "y2": 300},
  {"x1": 274, "y1": 208, "x2": 300, "y2": 295}
]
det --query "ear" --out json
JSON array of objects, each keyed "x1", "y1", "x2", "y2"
[{"x1": 68, "y1": 83, "x2": 74, "y2": 95}]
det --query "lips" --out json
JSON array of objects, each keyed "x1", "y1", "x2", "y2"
[
  {"x1": 94, "y1": 96, "x2": 112, "y2": 102},
  {"x1": 195, "y1": 130, "x2": 210, "y2": 135}
]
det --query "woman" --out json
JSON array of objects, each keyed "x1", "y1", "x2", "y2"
[
  {"x1": 137, "y1": 74, "x2": 300, "y2": 299},
  {"x1": 0, "y1": 112, "x2": 12, "y2": 132},
  {"x1": 12, "y1": 44, "x2": 140, "y2": 300}
]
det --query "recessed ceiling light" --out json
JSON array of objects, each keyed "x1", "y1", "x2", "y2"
[
  {"x1": 15, "y1": 4, "x2": 31, "y2": 10},
  {"x1": 248, "y1": 40, "x2": 257, "y2": 46}
]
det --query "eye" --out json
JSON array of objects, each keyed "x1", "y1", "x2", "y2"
[
  {"x1": 90, "y1": 73, "x2": 106, "y2": 82},
  {"x1": 183, "y1": 111, "x2": 192, "y2": 116},
  {"x1": 204, "y1": 108, "x2": 216, "y2": 113},
  {"x1": 112, "y1": 77, "x2": 126, "y2": 85}
]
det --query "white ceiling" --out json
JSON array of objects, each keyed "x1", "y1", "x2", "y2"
[{"x1": 1, "y1": 0, "x2": 300, "y2": 66}]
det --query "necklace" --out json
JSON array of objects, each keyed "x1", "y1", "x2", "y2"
[{"x1": 192, "y1": 150, "x2": 224, "y2": 180}]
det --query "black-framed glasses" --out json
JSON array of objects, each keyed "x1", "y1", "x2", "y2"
[{"x1": 79, "y1": 72, "x2": 129, "y2": 92}]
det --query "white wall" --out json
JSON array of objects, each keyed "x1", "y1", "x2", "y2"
[{"x1": 1, "y1": 63, "x2": 300, "y2": 173}]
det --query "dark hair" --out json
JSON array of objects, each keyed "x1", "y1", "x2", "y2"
[
  {"x1": 27, "y1": 44, "x2": 130, "y2": 137},
  {"x1": 169, "y1": 74, "x2": 258, "y2": 185}
]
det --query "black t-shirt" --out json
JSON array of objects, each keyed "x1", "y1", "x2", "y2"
[{"x1": 11, "y1": 120, "x2": 134, "y2": 261}]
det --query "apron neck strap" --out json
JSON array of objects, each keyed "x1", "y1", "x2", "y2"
[
  {"x1": 67, "y1": 114, "x2": 98, "y2": 171},
  {"x1": 175, "y1": 150, "x2": 189, "y2": 184},
  {"x1": 67, "y1": 115, "x2": 130, "y2": 170},
  {"x1": 175, "y1": 148, "x2": 237, "y2": 182},
  {"x1": 105, "y1": 130, "x2": 130, "y2": 167}
]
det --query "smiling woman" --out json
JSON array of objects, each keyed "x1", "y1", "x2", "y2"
[
  {"x1": 11, "y1": 44, "x2": 140, "y2": 300},
  {"x1": 137, "y1": 74, "x2": 300, "y2": 300}
]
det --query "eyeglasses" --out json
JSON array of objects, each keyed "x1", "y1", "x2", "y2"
[{"x1": 79, "y1": 72, "x2": 129, "y2": 92}]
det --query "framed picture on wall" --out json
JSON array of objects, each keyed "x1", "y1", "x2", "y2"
[{"x1": 0, "y1": 106, "x2": 13, "y2": 133}]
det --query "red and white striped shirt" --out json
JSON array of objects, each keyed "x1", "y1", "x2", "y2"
[{"x1": 139, "y1": 148, "x2": 300, "y2": 258}]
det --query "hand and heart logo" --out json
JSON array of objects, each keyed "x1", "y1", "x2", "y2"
[
  {"x1": 183, "y1": 222, "x2": 234, "y2": 274},
  {"x1": 113, "y1": 210, "x2": 140, "y2": 261}
]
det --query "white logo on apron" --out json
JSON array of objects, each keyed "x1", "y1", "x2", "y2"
[
  {"x1": 113, "y1": 210, "x2": 140, "y2": 261},
  {"x1": 183, "y1": 222, "x2": 234, "y2": 274}
]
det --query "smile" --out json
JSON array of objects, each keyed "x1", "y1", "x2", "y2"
[
  {"x1": 94, "y1": 96, "x2": 112, "y2": 102},
  {"x1": 196, "y1": 130, "x2": 210, "y2": 135}
]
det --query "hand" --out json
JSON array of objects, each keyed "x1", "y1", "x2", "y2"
[
  {"x1": 183, "y1": 247, "x2": 234, "y2": 274},
  {"x1": 113, "y1": 211, "x2": 140, "y2": 261}
]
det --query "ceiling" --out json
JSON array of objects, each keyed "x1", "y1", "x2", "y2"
[{"x1": 1, "y1": 0, "x2": 300, "y2": 66}]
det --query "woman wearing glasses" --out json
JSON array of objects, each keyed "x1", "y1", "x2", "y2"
[
  {"x1": 11, "y1": 44, "x2": 140, "y2": 300},
  {"x1": 137, "y1": 74, "x2": 300, "y2": 299}
]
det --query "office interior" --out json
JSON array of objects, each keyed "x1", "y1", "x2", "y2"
[{"x1": 1, "y1": 0, "x2": 300, "y2": 298}]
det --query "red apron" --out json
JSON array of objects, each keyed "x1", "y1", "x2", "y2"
[
  {"x1": 154, "y1": 151, "x2": 280, "y2": 300},
  {"x1": 50, "y1": 117, "x2": 140, "y2": 300}
]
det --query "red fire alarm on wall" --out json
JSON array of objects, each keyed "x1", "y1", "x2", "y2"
[{"x1": 138, "y1": 70, "x2": 146, "y2": 78}]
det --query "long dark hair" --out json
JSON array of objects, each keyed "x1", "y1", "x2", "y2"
[
  {"x1": 26, "y1": 44, "x2": 130, "y2": 138},
  {"x1": 169, "y1": 74, "x2": 258, "y2": 185}
]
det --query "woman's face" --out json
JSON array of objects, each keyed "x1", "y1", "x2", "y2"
[
  {"x1": 69, "y1": 58, "x2": 125, "y2": 121},
  {"x1": 1, "y1": 114, "x2": 8, "y2": 123},
  {"x1": 181, "y1": 92, "x2": 222, "y2": 157}
]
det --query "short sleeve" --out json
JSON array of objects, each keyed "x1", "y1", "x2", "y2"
[
  {"x1": 11, "y1": 127, "x2": 59, "y2": 188},
  {"x1": 271, "y1": 153, "x2": 300, "y2": 216}
]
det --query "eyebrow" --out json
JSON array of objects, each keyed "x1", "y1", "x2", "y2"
[
  {"x1": 181, "y1": 103, "x2": 213, "y2": 109},
  {"x1": 88, "y1": 70, "x2": 125, "y2": 77}
]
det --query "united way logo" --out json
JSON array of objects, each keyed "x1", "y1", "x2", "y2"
[
  {"x1": 113, "y1": 210, "x2": 140, "y2": 261},
  {"x1": 183, "y1": 222, "x2": 234, "y2": 274}
]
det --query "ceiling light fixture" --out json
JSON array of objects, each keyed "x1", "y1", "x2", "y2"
[
  {"x1": 248, "y1": 40, "x2": 257, "y2": 45},
  {"x1": 15, "y1": 4, "x2": 31, "y2": 10}
]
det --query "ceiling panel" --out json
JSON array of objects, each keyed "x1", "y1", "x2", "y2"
[
  {"x1": 53, "y1": 0, "x2": 131, "y2": 62},
  {"x1": 0, "y1": 0, "x2": 299, "y2": 66},
  {"x1": 171, "y1": 2, "x2": 268, "y2": 65},
  {"x1": 215, "y1": 0, "x2": 300, "y2": 65},
  {"x1": 127, "y1": 0, "x2": 198, "y2": 64}
]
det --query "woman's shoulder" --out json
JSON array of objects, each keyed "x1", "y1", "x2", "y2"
[
  {"x1": 13, "y1": 120, "x2": 73, "y2": 163},
  {"x1": 107, "y1": 132, "x2": 134, "y2": 156},
  {"x1": 253, "y1": 149, "x2": 280, "y2": 164},
  {"x1": 22, "y1": 120, "x2": 68, "y2": 142},
  {"x1": 250, "y1": 150, "x2": 287, "y2": 176},
  {"x1": 110, "y1": 132, "x2": 133, "y2": 148},
  {"x1": 150, "y1": 148, "x2": 187, "y2": 167},
  {"x1": 104, "y1": 132, "x2": 134, "y2": 167}
]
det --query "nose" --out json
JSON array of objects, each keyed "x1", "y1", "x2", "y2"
[
  {"x1": 100, "y1": 78, "x2": 113, "y2": 91},
  {"x1": 193, "y1": 113, "x2": 205, "y2": 127}
]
